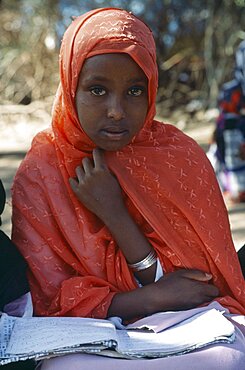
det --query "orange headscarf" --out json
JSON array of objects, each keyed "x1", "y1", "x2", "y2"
[{"x1": 12, "y1": 8, "x2": 245, "y2": 318}]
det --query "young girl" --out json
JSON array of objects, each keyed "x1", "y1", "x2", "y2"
[{"x1": 12, "y1": 8, "x2": 245, "y2": 369}]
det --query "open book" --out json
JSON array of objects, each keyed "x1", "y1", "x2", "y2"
[{"x1": 0, "y1": 303, "x2": 235, "y2": 365}]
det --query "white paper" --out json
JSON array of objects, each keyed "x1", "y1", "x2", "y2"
[
  {"x1": 116, "y1": 309, "x2": 235, "y2": 357},
  {"x1": 6, "y1": 317, "x2": 117, "y2": 355},
  {"x1": 0, "y1": 314, "x2": 21, "y2": 365},
  {"x1": 0, "y1": 306, "x2": 236, "y2": 365},
  {"x1": 125, "y1": 301, "x2": 229, "y2": 333}
]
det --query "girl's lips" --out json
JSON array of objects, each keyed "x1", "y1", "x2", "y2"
[{"x1": 100, "y1": 129, "x2": 128, "y2": 140}]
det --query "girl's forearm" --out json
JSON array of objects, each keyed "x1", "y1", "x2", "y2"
[
  {"x1": 102, "y1": 205, "x2": 157, "y2": 285},
  {"x1": 107, "y1": 284, "x2": 156, "y2": 320},
  {"x1": 107, "y1": 269, "x2": 220, "y2": 321}
]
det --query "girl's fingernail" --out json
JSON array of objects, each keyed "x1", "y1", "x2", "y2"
[{"x1": 205, "y1": 273, "x2": 212, "y2": 279}]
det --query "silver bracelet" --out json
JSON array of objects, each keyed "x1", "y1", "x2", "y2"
[{"x1": 128, "y1": 250, "x2": 157, "y2": 272}]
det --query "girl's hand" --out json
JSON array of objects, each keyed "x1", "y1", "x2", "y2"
[
  {"x1": 69, "y1": 148, "x2": 125, "y2": 221},
  {"x1": 108, "y1": 269, "x2": 220, "y2": 319},
  {"x1": 147, "y1": 269, "x2": 219, "y2": 312}
]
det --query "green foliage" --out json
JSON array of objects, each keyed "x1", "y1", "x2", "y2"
[{"x1": 234, "y1": 0, "x2": 245, "y2": 6}]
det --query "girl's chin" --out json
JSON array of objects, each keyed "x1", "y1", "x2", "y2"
[
  {"x1": 98, "y1": 142, "x2": 128, "y2": 151},
  {"x1": 96, "y1": 137, "x2": 132, "y2": 151}
]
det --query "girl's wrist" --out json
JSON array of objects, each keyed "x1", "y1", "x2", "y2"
[{"x1": 108, "y1": 283, "x2": 158, "y2": 320}]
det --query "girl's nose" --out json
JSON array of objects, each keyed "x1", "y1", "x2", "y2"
[{"x1": 107, "y1": 96, "x2": 125, "y2": 121}]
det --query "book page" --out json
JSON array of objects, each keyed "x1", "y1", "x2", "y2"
[
  {"x1": 1, "y1": 305, "x2": 237, "y2": 363},
  {"x1": 0, "y1": 314, "x2": 16, "y2": 358},
  {"x1": 6, "y1": 316, "x2": 117, "y2": 355},
  {"x1": 116, "y1": 309, "x2": 235, "y2": 357},
  {"x1": 0, "y1": 314, "x2": 28, "y2": 365},
  {"x1": 126, "y1": 301, "x2": 228, "y2": 333}
]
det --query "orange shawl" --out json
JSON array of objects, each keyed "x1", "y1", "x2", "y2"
[{"x1": 12, "y1": 8, "x2": 245, "y2": 317}]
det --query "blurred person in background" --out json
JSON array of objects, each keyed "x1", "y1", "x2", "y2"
[{"x1": 208, "y1": 40, "x2": 245, "y2": 203}]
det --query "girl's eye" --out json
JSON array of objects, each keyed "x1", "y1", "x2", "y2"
[
  {"x1": 90, "y1": 87, "x2": 106, "y2": 96},
  {"x1": 128, "y1": 87, "x2": 145, "y2": 96}
]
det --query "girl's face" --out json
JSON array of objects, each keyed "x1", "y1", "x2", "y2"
[{"x1": 75, "y1": 53, "x2": 148, "y2": 151}]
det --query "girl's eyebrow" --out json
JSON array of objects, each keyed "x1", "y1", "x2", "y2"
[
  {"x1": 82, "y1": 76, "x2": 147, "y2": 84},
  {"x1": 83, "y1": 75, "x2": 109, "y2": 83},
  {"x1": 127, "y1": 77, "x2": 147, "y2": 84}
]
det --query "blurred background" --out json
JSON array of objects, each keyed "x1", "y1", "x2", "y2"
[
  {"x1": 1, "y1": 0, "x2": 245, "y2": 110},
  {"x1": 0, "y1": 0, "x2": 245, "y2": 249}
]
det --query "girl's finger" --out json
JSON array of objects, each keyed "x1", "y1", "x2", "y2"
[
  {"x1": 69, "y1": 177, "x2": 78, "y2": 192},
  {"x1": 75, "y1": 165, "x2": 85, "y2": 182},
  {"x1": 181, "y1": 269, "x2": 213, "y2": 282},
  {"x1": 205, "y1": 284, "x2": 219, "y2": 298},
  {"x1": 82, "y1": 157, "x2": 93, "y2": 175},
  {"x1": 93, "y1": 148, "x2": 108, "y2": 170}
]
